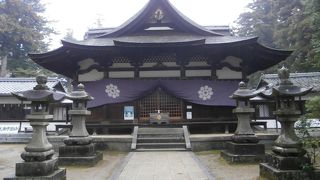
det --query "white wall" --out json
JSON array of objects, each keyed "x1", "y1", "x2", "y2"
[
  {"x1": 109, "y1": 71, "x2": 135, "y2": 78},
  {"x1": 140, "y1": 70, "x2": 180, "y2": 78},
  {"x1": 78, "y1": 69, "x2": 104, "y2": 82},
  {"x1": 216, "y1": 67, "x2": 242, "y2": 79}
]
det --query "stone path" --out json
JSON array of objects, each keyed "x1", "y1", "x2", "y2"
[{"x1": 110, "y1": 151, "x2": 214, "y2": 180}]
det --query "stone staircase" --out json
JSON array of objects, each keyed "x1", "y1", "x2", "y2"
[{"x1": 131, "y1": 126, "x2": 191, "y2": 151}]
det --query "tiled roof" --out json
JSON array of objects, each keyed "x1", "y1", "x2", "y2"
[
  {"x1": 0, "y1": 77, "x2": 64, "y2": 96},
  {"x1": 260, "y1": 72, "x2": 320, "y2": 92}
]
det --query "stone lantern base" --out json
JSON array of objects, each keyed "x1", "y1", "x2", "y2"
[
  {"x1": 58, "y1": 143, "x2": 103, "y2": 166},
  {"x1": 260, "y1": 153, "x2": 320, "y2": 180},
  {"x1": 4, "y1": 158, "x2": 66, "y2": 180},
  {"x1": 221, "y1": 142, "x2": 265, "y2": 163}
]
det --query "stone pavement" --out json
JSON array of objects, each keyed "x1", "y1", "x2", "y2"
[{"x1": 110, "y1": 151, "x2": 215, "y2": 180}]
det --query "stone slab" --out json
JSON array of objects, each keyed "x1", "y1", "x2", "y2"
[
  {"x1": 59, "y1": 143, "x2": 96, "y2": 157},
  {"x1": 110, "y1": 151, "x2": 214, "y2": 180},
  {"x1": 4, "y1": 168, "x2": 66, "y2": 180},
  {"x1": 58, "y1": 151, "x2": 103, "y2": 166},
  {"x1": 220, "y1": 150, "x2": 265, "y2": 163},
  {"x1": 14, "y1": 158, "x2": 59, "y2": 176},
  {"x1": 264, "y1": 152, "x2": 310, "y2": 170},
  {"x1": 259, "y1": 163, "x2": 320, "y2": 180},
  {"x1": 226, "y1": 142, "x2": 265, "y2": 155}
]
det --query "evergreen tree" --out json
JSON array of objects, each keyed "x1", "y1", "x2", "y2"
[
  {"x1": 312, "y1": 0, "x2": 320, "y2": 68},
  {"x1": 235, "y1": 0, "x2": 319, "y2": 87},
  {"x1": 0, "y1": 0, "x2": 55, "y2": 77},
  {"x1": 64, "y1": 29, "x2": 77, "y2": 41},
  {"x1": 234, "y1": 0, "x2": 276, "y2": 48}
]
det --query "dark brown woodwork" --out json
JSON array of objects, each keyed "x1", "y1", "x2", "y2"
[{"x1": 138, "y1": 88, "x2": 183, "y2": 123}]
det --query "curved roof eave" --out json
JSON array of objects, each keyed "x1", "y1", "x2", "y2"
[
  {"x1": 60, "y1": 39, "x2": 115, "y2": 50},
  {"x1": 28, "y1": 46, "x2": 66, "y2": 60},
  {"x1": 60, "y1": 36, "x2": 259, "y2": 49},
  {"x1": 95, "y1": 0, "x2": 223, "y2": 38},
  {"x1": 256, "y1": 43, "x2": 293, "y2": 56}
]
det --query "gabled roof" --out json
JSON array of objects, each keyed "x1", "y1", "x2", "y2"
[
  {"x1": 28, "y1": 0, "x2": 293, "y2": 79},
  {"x1": 96, "y1": 0, "x2": 223, "y2": 38},
  {"x1": 0, "y1": 77, "x2": 66, "y2": 96},
  {"x1": 257, "y1": 72, "x2": 320, "y2": 92},
  {"x1": 84, "y1": 25, "x2": 231, "y2": 39}
]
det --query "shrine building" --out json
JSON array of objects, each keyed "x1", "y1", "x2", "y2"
[{"x1": 29, "y1": 0, "x2": 291, "y2": 131}]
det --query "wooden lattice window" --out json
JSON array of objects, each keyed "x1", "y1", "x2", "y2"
[{"x1": 138, "y1": 88, "x2": 183, "y2": 121}]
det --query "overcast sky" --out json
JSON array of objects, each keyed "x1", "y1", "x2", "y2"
[{"x1": 42, "y1": 0, "x2": 252, "y2": 49}]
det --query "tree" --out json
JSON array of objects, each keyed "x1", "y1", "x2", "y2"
[
  {"x1": 234, "y1": 0, "x2": 277, "y2": 48},
  {"x1": 311, "y1": 0, "x2": 320, "y2": 68},
  {"x1": 0, "y1": 0, "x2": 55, "y2": 77},
  {"x1": 63, "y1": 28, "x2": 76, "y2": 41},
  {"x1": 235, "y1": 0, "x2": 319, "y2": 87}
]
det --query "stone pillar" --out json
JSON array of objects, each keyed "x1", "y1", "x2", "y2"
[
  {"x1": 221, "y1": 81, "x2": 265, "y2": 163},
  {"x1": 259, "y1": 67, "x2": 319, "y2": 179},
  {"x1": 4, "y1": 75, "x2": 66, "y2": 180},
  {"x1": 58, "y1": 84, "x2": 103, "y2": 166}
]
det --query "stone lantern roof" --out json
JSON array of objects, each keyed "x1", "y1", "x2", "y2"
[
  {"x1": 260, "y1": 67, "x2": 313, "y2": 98},
  {"x1": 230, "y1": 81, "x2": 260, "y2": 100},
  {"x1": 66, "y1": 84, "x2": 93, "y2": 101},
  {"x1": 11, "y1": 75, "x2": 66, "y2": 102}
]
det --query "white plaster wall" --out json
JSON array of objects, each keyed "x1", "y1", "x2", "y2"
[
  {"x1": 222, "y1": 56, "x2": 242, "y2": 67},
  {"x1": 78, "y1": 69, "x2": 104, "y2": 82},
  {"x1": 110, "y1": 63, "x2": 132, "y2": 68},
  {"x1": 163, "y1": 62, "x2": 179, "y2": 67},
  {"x1": 141, "y1": 62, "x2": 157, "y2": 68},
  {"x1": 140, "y1": 70, "x2": 180, "y2": 78},
  {"x1": 186, "y1": 70, "x2": 211, "y2": 77},
  {"x1": 216, "y1": 67, "x2": 242, "y2": 79},
  {"x1": 78, "y1": 58, "x2": 98, "y2": 70},
  {"x1": 109, "y1": 71, "x2": 135, "y2": 78},
  {"x1": 53, "y1": 107, "x2": 67, "y2": 120},
  {"x1": 0, "y1": 97, "x2": 30, "y2": 104},
  {"x1": 186, "y1": 61, "x2": 208, "y2": 67}
]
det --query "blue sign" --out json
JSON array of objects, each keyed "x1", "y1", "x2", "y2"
[{"x1": 124, "y1": 106, "x2": 134, "y2": 120}]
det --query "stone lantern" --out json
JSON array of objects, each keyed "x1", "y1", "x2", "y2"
[
  {"x1": 58, "y1": 84, "x2": 102, "y2": 166},
  {"x1": 259, "y1": 67, "x2": 315, "y2": 179},
  {"x1": 4, "y1": 75, "x2": 66, "y2": 179},
  {"x1": 221, "y1": 81, "x2": 265, "y2": 163}
]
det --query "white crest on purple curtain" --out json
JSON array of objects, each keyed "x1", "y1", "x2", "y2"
[
  {"x1": 105, "y1": 83, "x2": 120, "y2": 98},
  {"x1": 198, "y1": 85, "x2": 213, "y2": 100}
]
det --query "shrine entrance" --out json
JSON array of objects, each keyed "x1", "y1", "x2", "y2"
[{"x1": 138, "y1": 87, "x2": 183, "y2": 123}]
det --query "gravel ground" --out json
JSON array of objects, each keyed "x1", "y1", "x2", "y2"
[
  {"x1": 0, "y1": 144, "x2": 127, "y2": 180},
  {"x1": 195, "y1": 150, "x2": 262, "y2": 180},
  {"x1": 1, "y1": 144, "x2": 319, "y2": 180},
  {"x1": 1, "y1": 144, "x2": 262, "y2": 180}
]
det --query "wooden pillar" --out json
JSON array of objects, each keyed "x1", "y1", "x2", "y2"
[
  {"x1": 241, "y1": 63, "x2": 249, "y2": 81},
  {"x1": 180, "y1": 65, "x2": 186, "y2": 79},
  {"x1": 129, "y1": 57, "x2": 142, "y2": 79},
  {"x1": 176, "y1": 52, "x2": 189, "y2": 80},
  {"x1": 211, "y1": 64, "x2": 217, "y2": 80},
  {"x1": 206, "y1": 56, "x2": 218, "y2": 80},
  {"x1": 134, "y1": 65, "x2": 140, "y2": 79},
  {"x1": 102, "y1": 59, "x2": 113, "y2": 79},
  {"x1": 104, "y1": 68, "x2": 109, "y2": 79}
]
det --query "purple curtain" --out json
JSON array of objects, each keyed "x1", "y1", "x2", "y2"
[
  {"x1": 160, "y1": 80, "x2": 238, "y2": 106},
  {"x1": 84, "y1": 79, "x2": 238, "y2": 108}
]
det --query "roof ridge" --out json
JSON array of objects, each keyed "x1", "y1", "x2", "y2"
[
  {"x1": 0, "y1": 77, "x2": 60, "y2": 82},
  {"x1": 263, "y1": 72, "x2": 320, "y2": 78},
  {"x1": 95, "y1": 0, "x2": 223, "y2": 38}
]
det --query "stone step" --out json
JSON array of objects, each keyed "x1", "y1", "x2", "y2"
[
  {"x1": 138, "y1": 128, "x2": 183, "y2": 134},
  {"x1": 0, "y1": 133, "x2": 32, "y2": 143},
  {"x1": 137, "y1": 133, "x2": 184, "y2": 138},
  {"x1": 136, "y1": 142, "x2": 186, "y2": 149},
  {"x1": 137, "y1": 137, "x2": 185, "y2": 143},
  {"x1": 135, "y1": 148, "x2": 187, "y2": 152}
]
